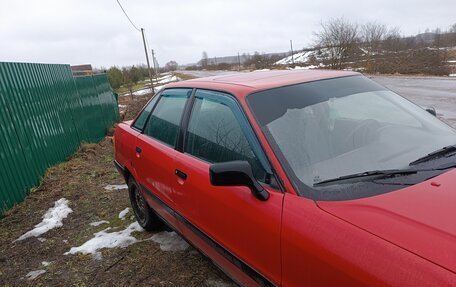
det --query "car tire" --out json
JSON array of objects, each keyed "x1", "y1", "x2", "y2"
[{"x1": 128, "y1": 176, "x2": 163, "y2": 231}]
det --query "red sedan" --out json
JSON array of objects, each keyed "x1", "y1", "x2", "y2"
[{"x1": 114, "y1": 70, "x2": 456, "y2": 286}]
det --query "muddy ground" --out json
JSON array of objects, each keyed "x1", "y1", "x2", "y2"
[{"x1": 0, "y1": 94, "x2": 234, "y2": 286}]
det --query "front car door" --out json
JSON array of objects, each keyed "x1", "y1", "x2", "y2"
[{"x1": 173, "y1": 89, "x2": 283, "y2": 286}]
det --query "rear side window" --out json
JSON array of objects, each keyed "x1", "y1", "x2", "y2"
[
  {"x1": 144, "y1": 89, "x2": 192, "y2": 147},
  {"x1": 185, "y1": 90, "x2": 269, "y2": 181},
  {"x1": 132, "y1": 94, "x2": 160, "y2": 130}
]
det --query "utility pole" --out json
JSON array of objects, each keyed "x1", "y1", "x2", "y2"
[
  {"x1": 151, "y1": 49, "x2": 159, "y2": 81},
  {"x1": 290, "y1": 40, "x2": 295, "y2": 65},
  {"x1": 141, "y1": 28, "x2": 155, "y2": 93},
  {"x1": 237, "y1": 52, "x2": 241, "y2": 71}
]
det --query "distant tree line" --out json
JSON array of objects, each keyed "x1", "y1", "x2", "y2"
[
  {"x1": 311, "y1": 18, "x2": 456, "y2": 75},
  {"x1": 106, "y1": 60, "x2": 178, "y2": 91},
  {"x1": 189, "y1": 20, "x2": 456, "y2": 75}
]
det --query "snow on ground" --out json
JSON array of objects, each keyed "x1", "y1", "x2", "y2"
[
  {"x1": 104, "y1": 184, "x2": 128, "y2": 191},
  {"x1": 118, "y1": 208, "x2": 130, "y2": 220},
  {"x1": 127, "y1": 74, "x2": 176, "y2": 97},
  {"x1": 450, "y1": 74, "x2": 456, "y2": 77},
  {"x1": 41, "y1": 261, "x2": 51, "y2": 267},
  {"x1": 25, "y1": 270, "x2": 46, "y2": 280},
  {"x1": 157, "y1": 75, "x2": 178, "y2": 84},
  {"x1": 131, "y1": 84, "x2": 165, "y2": 96},
  {"x1": 15, "y1": 198, "x2": 72, "y2": 242},
  {"x1": 275, "y1": 51, "x2": 312, "y2": 65},
  {"x1": 150, "y1": 231, "x2": 189, "y2": 251},
  {"x1": 64, "y1": 222, "x2": 144, "y2": 259},
  {"x1": 132, "y1": 88, "x2": 154, "y2": 96},
  {"x1": 89, "y1": 220, "x2": 110, "y2": 227}
]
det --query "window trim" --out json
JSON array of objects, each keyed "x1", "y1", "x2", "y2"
[
  {"x1": 131, "y1": 92, "x2": 162, "y2": 132},
  {"x1": 141, "y1": 88, "x2": 193, "y2": 148}
]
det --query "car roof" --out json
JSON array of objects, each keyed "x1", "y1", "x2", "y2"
[{"x1": 166, "y1": 69, "x2": 360, "y2": 97}]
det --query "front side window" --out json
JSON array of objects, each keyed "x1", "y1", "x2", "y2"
[
  {"x1": 185, "y1": 90, "x2": 269, "y2": 181},
  {"x1": 144, "y1": 89, "x2": 192, "y2": 147},
  {"x1": 248, "y1": 75, "x2": 456, "y2": 200}
]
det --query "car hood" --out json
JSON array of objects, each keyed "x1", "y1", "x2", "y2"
[{"x1": 317, "y1": 169, "x2": 456, "y2": 273}]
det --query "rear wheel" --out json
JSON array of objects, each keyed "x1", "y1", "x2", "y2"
[{"x1": 128, "y1": 176, "x2": 163, "y2": 231}]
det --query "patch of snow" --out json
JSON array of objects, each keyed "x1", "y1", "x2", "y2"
[
  {"x1": 154, "y1": 84, "x2": 164, "y2": 91},
  {"x1": 275, "y1": 51, "x2": 312, "y2": 65},
  {"x1": 253, "y1": 69, "x2": 270, "y2": 72},
  {"x1": 64, "y1": 222, "x2": 144, "y2": 259},
  {"x1": 26, "y1": 270, "x2": 46, "y2": 280},
  {"x1": 63, "y1": 239, "x2": 68, "y2": 244},
  {"x1": 150, "y1": 231, "x2": 189, "y2": 251},
  {"x1": 89, "y1": 220, "x2": 110, "y2": 227},
  {"x1": 449, "y1": 74, "x2": 456, "y2": 77},
  {"x1": 132, "y1": 88, "x2": 153, "y2": 96},
  {"x1": 41, "y1": 261, "x2": 51, "y2": 267},
  {"x1": 157, "y1": 75, "x2": 178, "y2": 84},
  {"x1": 37, "y1": 237, "x2": 46, "y2": 242},
  {"x1": 15, "y1": 198, "x2": 72, "y2": 242},
  {"x1": 104, "y1": 184, "x2": 128, "y2": 191},
  {"x1": 118, "y1": 208, "x2": 129, "y2": 220}
]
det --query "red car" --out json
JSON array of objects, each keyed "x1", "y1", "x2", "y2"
[{"x1": 114, "y1": 70, "x2": 456, "y2": 286}]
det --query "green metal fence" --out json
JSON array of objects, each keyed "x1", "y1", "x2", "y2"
[{"x1": 0, "y1": 62, "x2": 119, "y2": 215}]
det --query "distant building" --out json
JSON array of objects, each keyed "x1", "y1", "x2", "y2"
[{"x1": 71, "y1": 64, "x2": 94, "y2": 76}]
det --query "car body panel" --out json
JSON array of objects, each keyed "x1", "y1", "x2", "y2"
[
  {"x1": 318, "y1": 169, "x2": 456, "y2": 274},
  {"x1": 173, "y1": 152, "x2": 283, "y2": 286},
  {"x1": 134, "y1": 134, "x2": 182, "y2": 231},
  {"x1": 282, "y1": 193, "x2": 455, "y2": 286}
]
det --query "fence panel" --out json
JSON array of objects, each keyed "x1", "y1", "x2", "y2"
[{"x1": 0, "y1": 62, "x2": 118, "y2": 214}]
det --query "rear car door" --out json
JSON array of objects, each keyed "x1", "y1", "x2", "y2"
[
  {"x1": 134, "y1": 88, "x2": 192, "y2": 229},
  {"x1": 173, "y1": 89, "x2": 283, "y2": 286}
]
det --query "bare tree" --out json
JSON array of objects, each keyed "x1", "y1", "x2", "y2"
[
  {"x1": 314, "y1": 17, "x2": 359, "y2": 69},
  {"x1": 450, "y1": 23, "x2": 456, "y2": 33},
  {"x1": 360, "y1": 22, "x2": 396, "y2": 73},
  {"x1": 165, "y1": 60, "x2": 178, "y2": 71}
]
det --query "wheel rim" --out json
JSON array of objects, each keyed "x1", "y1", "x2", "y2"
[{"x1": 131, "y1": 184, "x2": 146, "y2": 223}]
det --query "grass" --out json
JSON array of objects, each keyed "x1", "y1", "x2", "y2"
[
  {"x1": 174, "y1": 73, "x2": 197, "y2": 81},
  {"x1": 115, "y1": 82, "x2": 147, "y2": 95},
  {"x1": 0, "y1": 96, "x2": 234, "y2": 286}
]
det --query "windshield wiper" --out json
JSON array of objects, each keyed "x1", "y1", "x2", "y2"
[
  {"x1": 313, "y1": 169, "x2": 418, "y2": 187},
  {"x1": 313, "y1": 161, "x2": 456, "y2": 187},
  {"x1": 409, "y1": 144, "x2": 456, "y2": 166}
]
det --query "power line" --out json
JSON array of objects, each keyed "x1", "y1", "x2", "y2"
[{"x1": 116, "y1": 0, "x2": 140, "y2": 32}]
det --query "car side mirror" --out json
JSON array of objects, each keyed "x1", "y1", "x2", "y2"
[
  {"x1": 425, "y1": 106, "x2": 437, "y2": 116},
  {"x1": 209, "y1": 161, "x2": 270, "y2": 201}
]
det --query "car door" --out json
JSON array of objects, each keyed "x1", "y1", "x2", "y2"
[
  {"x1": 173, "y1": 89, "x2": 283, "y2": 286},
  {"x1": 134, "y1": 88, "x2": 192, "y2": 229}
]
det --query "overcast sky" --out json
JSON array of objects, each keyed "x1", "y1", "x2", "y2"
[{"x1": 1, "y1": 0, "x2": 455, "y2": 68}]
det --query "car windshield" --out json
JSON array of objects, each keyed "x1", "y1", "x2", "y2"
[{"x1": 247, "y1": 75, "x2": 456, "y2": 189}]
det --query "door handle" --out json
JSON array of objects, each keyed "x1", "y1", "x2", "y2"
[
  {"x1": 135, "y1": 146, "x2": 142, "y2": 154},
  {"x1": 175, "y1": 169, "x2": 187, "y2": 180}
]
